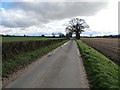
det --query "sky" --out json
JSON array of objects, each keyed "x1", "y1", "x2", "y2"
[{"x1": 0, "y1": 0, "x2": 119, "y2": 36}]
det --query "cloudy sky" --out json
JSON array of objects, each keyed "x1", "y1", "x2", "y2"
[{"x1": 0, "y1": 0, "x2": 119, "y2": 36}]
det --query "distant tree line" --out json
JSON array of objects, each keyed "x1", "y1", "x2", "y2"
[
  {"x1": 1, "y1": 33, "x2": 67, "y2": 38},
  {"x1": 1, "y1": 34, "x2": 119, "y2": 38},
  {"x1": 81, "y1": 34, "x2": 120, "y2": 38},
  {"x1": 1, "y1": 34, "x2": 46, "y2": 37}
]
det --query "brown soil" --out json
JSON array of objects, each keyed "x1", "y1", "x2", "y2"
[{"x1": 81, "y1": 38, "x2": 120, "y2": 66}]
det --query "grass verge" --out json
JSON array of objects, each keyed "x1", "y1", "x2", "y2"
[
  {"x1": 2, "y1": 40, "x2": 68, "y2": 77},
  {"x1": 76, "y1": 40, "x2": 119, "y2": 89}
]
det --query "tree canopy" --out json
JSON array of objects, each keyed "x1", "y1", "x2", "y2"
[{"x1": 66, "y1": 18, "x2": 89, "y2": 39}]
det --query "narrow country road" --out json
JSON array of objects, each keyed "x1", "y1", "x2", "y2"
[{"x1": 5, "y1": 40, "x2": 89, "y2": 88}]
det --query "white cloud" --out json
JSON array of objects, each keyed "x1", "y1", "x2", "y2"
[
  {"x1": 1, "y1": 2, "x2": 107, "y2": 28},
  {"x1": 1, "y1": 8, "x2": 40, "y2": 27},
  {"x1": 2, "y1": 0, "x2": 108, "y2": 2},
  {"x1": 0, "y1": 19, "x2": 69, "y2": 35},
  {"x1": 81, "y1": 0, "x2": 118, "y2": 35},
  {"x1": 0, "y1": 0, "x2": 119, "y2": 36}
]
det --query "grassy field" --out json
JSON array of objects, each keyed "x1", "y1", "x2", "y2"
[
  {"x1": 76, "y1": 40, "x2": 119, "y2": 88},
  {"x1": 2, "y1": 40, "x2": 68, "y2": 77},
  {"x1": 2, "y1": 37, "x2": 63, "y2": 42}
]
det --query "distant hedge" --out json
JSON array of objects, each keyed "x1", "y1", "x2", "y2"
[{"x1": 2, "y1": 39, "x2": 65, "y2": 61}]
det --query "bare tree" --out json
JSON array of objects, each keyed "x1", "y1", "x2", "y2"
[
  {"x1": 52, "y1": 33, "x2": 55, "y2": 37},
  {"x1": 66, "y1": 18, "x2": 89, "y2": 39}
]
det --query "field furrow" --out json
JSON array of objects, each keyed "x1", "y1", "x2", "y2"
[{"x1": 81, "y1": 38, "x2": 120, "y2": 65}]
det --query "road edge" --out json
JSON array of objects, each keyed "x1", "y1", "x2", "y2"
[
  {"x1": 2, "y1": 41, "x2": 69, "y2": 88},
  {"x1": 75, "y1": 40, "x2": 90, "y2": 88}
]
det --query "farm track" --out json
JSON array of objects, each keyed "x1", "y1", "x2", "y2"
[{"x1": 81, "y1": 38, "x2": 120, "y2": 65}]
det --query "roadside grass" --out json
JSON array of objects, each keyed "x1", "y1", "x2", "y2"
[
  {"x1": 2, "y1": 37, "x2": 63, "y2": 42},
  {"x1": 2, "y1": 40, "x2": 67, "y2": 77},
  {"x1": 76, "y1": 40, "x2": 119, "y2": 89}
]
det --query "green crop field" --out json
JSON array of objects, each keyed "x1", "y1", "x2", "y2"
[{"x1": 2, "y1": 37, "x2": 63, "y2": 42}]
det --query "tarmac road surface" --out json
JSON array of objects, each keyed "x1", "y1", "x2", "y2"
[{"x1": 5, "y1": 40, "x2": 89, "y2": 88}]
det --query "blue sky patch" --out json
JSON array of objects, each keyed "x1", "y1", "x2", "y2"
[{"x1": 0, "y1": 2, "x2": 10, "y2": 9}]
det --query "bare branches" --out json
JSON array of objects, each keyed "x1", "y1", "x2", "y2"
[{"x1": 66, "y1": 18, "x2": 89, "y2": 39}]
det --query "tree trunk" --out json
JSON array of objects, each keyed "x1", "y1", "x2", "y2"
[{"x1": 76, "y1": 31, "x2": 80, "y2": 39}]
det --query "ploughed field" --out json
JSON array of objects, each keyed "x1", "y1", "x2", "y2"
[{"x1": 81, "y1": 38, "x2": 120, "y2": 65}]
